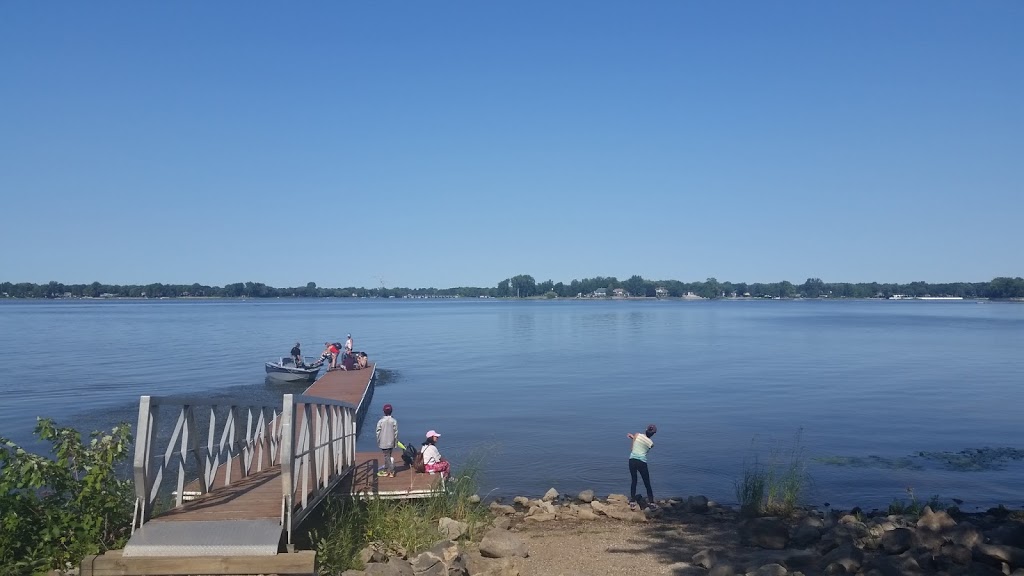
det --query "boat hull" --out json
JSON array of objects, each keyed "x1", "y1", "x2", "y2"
[{"x1": 265, "y1": 362, "x2": 321, "y2": 383}]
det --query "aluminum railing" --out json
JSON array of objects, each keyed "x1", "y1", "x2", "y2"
[
  {"x1": 280, "y1": 393, "x2": 357, "y2": 546},
  {"x1": 131, "y1": 395, "x2": 284, "y2": 532}
]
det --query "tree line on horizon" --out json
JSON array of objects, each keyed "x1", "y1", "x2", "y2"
[{"x1": 2, "y1": 276, "x2": 1023, "y2": 300}]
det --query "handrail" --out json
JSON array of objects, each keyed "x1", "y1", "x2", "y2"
[
  {"x1": 131, "y1": 396, "x2": 284, "y2": 532},
  {"x1": 280, "y1": 393, "x2": 357, "y2": 547}
]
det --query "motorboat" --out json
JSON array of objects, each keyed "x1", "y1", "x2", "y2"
[{"x1": 265, "y1": 357, "x2": 322, "y2": 383}]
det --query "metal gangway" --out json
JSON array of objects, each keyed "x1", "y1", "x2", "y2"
[{"x1": 123, "y1": 392, "x2": 358, "y2": 557}]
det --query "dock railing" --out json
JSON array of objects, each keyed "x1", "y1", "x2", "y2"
[
  {"x1": 280, "y1": 393, "x2": 358, "y2": 546},
  {"x1": 131, "y1": 395, "x2": 285, "y2": 532}
]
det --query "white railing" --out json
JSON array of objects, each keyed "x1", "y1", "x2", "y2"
[
  {"x1": 280, "y1": 394, "x2": 358, "y2": 546},
  {"x1": 131, "y1": 396, "x2": 284, "y2": 531}
]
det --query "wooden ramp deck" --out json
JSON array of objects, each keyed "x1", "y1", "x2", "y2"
[{"x1": 116, "y1": 362, "x2": 437, "y2": 564}]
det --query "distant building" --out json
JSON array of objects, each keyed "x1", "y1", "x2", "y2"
[
  {"x1": 612, "y1": 288, "x2": 627, "y2": 298},
  {"x1": 593, "y1": 288, "x2": 608, "y2": 297}
]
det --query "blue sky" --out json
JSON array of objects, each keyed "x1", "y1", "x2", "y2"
[{"x1": 1, "y1": 2, "x2": 1021, "y2": 288}]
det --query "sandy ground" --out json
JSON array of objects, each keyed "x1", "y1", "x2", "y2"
[{"x1": 517, "y1": 509, "x2": 783, "y2": 576}]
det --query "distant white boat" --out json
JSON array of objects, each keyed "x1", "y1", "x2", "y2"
[{"x1": 916, "y1": 296, "x2": 964, "y2": 300}]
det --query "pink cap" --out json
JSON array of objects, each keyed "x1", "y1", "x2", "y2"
[{"x1": 425, "y1": 430, "x2": 441, "y2": 439}]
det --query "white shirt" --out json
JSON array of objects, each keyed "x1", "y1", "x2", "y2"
[
  {"x1": 345, "y1": 337, "x2": 353, "y2": 353},
  {"x1": 420, "y1": 444, "x2": 442, "y2": 465}
]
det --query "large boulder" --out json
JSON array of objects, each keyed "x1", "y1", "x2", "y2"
[
  {"x1": 438, "y1": 518, "x2": 469, "y2": 540},
  {"x1": 479, "y1": 528, "x2": 529, "y2": 559},
  {"x1": 692, "y1": 548, "x2": 718, "y2": 569},
  {"x1": 740, "y1": 517, "x2": 790, "y2": 550},
  {"x1": 790, "y1": 524, "x2": 821, "y2": 548},
  {"x1": 542, "y1": 488, "x2": 559, "y2": 502},
  {"x1": 512, "y1": 496, "x2": 530, "y2": 507},
  {"x1": 577, "y1": 490, "x2": 595, "y2": 503},
  {"x1": 364, "y1": 560, "x2": 414, "y2": 576},
  {"x1": 880, "y1": 528, "x2": 914, "y2": 554},
  {"x1": 822, "y1": 543, "x2": 864, "y2": 573},
  {"x1": 687, "y1": 495, "x2": 710, "y2": 514},
  {"x1": 753, "y1": 563, "x2": 788, "y2": 576},
  {"x1": 488, "y1": 502, "x2": 516, "y2": 516},
  {"x1": 463, "y1": 552, "x2": 524, "y2": 576},
  {"x1": 974, "y1": 543, "x2": 1024, "y2": 569},
  {"x1": 916, "y1": 507, "x2": 956, "y2": 531}
]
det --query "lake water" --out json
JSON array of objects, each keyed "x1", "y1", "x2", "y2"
[{"x1": 1, "y1": 298, "x2": 1022, "y2": 511}]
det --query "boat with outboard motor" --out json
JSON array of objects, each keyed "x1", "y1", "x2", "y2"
[{"x1": 264, "y1": 357, "x2": 322, "y2": 383}]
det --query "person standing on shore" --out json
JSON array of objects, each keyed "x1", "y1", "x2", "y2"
[
  {"x1": 375, "y1": 404, "x2": 398, "y2": 477},
  {"x1": 627, "y1": 424, "x2": 657, "y2": 510}
]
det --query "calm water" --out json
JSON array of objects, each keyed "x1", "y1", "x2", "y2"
[{"x1": 1, "y1": 298, "x2": 1022, "y2": 510}]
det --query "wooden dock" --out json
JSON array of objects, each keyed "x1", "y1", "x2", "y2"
[{"x1": 85, "y1": 361, "x2": 438, "y2": 574}]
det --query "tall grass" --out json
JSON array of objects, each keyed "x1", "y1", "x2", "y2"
[
  {"x1": 735, "y1": 430, "x2": 808, "y2": 517},
  {"x1": 309, "y1": 461, "x2": 491, "y2": 573}
]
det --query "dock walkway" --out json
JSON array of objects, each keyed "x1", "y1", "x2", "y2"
[{"x1": 85, "y1": 363, "x2": 439, "y2": 574}]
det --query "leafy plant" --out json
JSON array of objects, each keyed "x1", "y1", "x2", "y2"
[{"x1": 1, "y1": 419, "x2": 135, "y2": 573}]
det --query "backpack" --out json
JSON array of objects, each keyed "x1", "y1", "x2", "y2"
[
  {"x1": 412, "y1": 450, "x2": 425, "y2": 473},
  {"x1": 401, "y1": 442, "x2": 417, "y2": 466}
]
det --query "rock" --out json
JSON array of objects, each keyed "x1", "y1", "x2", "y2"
[
  {"x1": 438, "y1": 517, "x2": 469, "y2": 540},
  {"x1": 783, "y1": 549, "x2": 817, "y2": 569},
  {"x1": 838, "y1": 514, "x2": 860, "y2": 525},
  {"x1": 468, "y1": 494, "x2": 480, "y2": 504},
  {"x1": 542, "y1": 488, "x2": 559, "y2": 502},
  {"x1": 342, "y1": 570, "x2": 365, "y2": 576},
  {"x1": 364, "y1": 561, "x2": 414, "y2": 576},
  {"x1": 880, "y1": 528, "x2": 914, "y2": 554},
  {"x1": 512, "y1": 496, "x2": 530, "y2": 507},
  {"x1": 740, "y1": 517, "x2": 790, "y2": 550},
  {"x1": 863, "y1": 554, "x2": 922, "y2": 576},
  {"x1": 708, "y1": 565, "x2": 736, "y2": 576},
  {"x1": 989, "y1": 524, "x2": 1024, "y2": 548},
  {"x1": 606, "y1": 493, "x2": 629, "y2": 504},
  {"x1": 823, "y1": 543, "x2": 864, "y2": 573},
  {"x1": 590, "y1": 501, "x2": 611, "y2": 516},
  {"x1": 524, "y1": 512, "x2": 556, "y2": 523},
  {"x1": 410, "y1": 547, "x2": 445, "y2": 576},
  {"x1": 490, "y1": 516, "x2": 511, "y2": 530},
  {"x1": 949, "y1": 523, "x2": 984, "y2": 549},
  {"x1": 488, "y1": 502, "x2": 516, "y2": 516},
  {"x1": 687, "y1": 495, "x2": 710, "y2": 513},
  {"x1": 940, "y1": 542, "x2": 972, "y2": 565},
  {"x1": 917, "y1": 507, "x2": 956, "y2": 531},
  {"x1": 576, "y1": 509, "x2": 599, "y2": 521},
  {"x1": 463, "y1": 552, "x2": 524, "y2": 576},
  {"x1": 360, "y1": 545, "x2": 387, "y2": 565},
  {"x1": 692, "y1": 548, "x2": 718, "y2": 569},
  {"x1": 643, "y1": 506, "x2": 663, "y2": 519},
  {"x1": 603, "y1": 506, "x2": 647, "y2": 523},
  {"x1": 790, "y1": 524, "x2": 821, "y2": 548},
  {"x1": 823, "y1": 563, "x2": 847, "y2": 575},
  {"x1": 974, "y1": 543, "x2": 1024, "y2": 568},
  {"x1": 753, "y1": 563, "x2": 788, "y2": 576},
  {"x1": 577, "y1": 489, "x2": 594, "y2": 503},
  {"x1": 479, "y1": 528, "x2": 529, "y2": 559}
]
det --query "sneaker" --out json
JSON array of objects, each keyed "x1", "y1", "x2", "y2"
[
  {"x1": 377, "y1": 469, "x2": 389, "y2": 477},
  {"x1": 628, "y1": 501, "x2": 638, "y2": 511}
]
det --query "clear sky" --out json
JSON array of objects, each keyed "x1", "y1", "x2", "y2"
[{"x1": 1, "y1": 2, "x2": 1021, "y2": 289}]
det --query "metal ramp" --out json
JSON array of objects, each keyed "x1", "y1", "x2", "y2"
[{"x1": 123, "y1": 520, "x2": 282, "y2": 557}]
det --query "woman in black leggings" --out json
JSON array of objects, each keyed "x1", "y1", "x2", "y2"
[{"x1": 627, "y1": 424, "x2": 657, "y2": 510}]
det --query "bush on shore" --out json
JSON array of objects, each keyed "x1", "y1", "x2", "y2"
[
  {"x1": 310, "y1": 466, "x2": 490, "y2": 574},
  {"x1": 0, "y1": 419, "x2": 135, "y2": 574}
]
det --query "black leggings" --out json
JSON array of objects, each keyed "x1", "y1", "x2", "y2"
[{"x1": 629, "y1": 458, "x2": 653, "y2": 503}]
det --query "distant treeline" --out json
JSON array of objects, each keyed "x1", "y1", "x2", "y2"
[{"x1": 3, "y1": 276, "x2": 1023, "y2": 300}]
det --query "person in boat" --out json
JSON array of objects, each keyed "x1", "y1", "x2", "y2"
[
  {"x1": 327, "y1": 341, "x2": 341, "y2": 370},
  {"x1": 290, "y1": 342, "x2": 303, "y2": 367},
  {"x1": 420, "y1": 430, "x2": 450, "y2": 478}
]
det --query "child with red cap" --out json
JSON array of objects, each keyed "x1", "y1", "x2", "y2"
[
  {"x1": 627, "y1": 424, "x2": 658, "y2": 510},
  {"x1": 375, "y1": 404, "x2": 398, "y2": 477}
]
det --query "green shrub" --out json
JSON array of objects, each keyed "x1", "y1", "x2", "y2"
[
  {"x1": 1, "y1": 418, "x2": 134, "y2": 573},
  {"x1": 735, "y1": 431, "x2": 808, "y2": 517},
  {"x1": 310, "y1": 463, "x2": 491, "y2": 574}
]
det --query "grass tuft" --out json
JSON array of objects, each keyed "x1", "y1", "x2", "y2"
[
  {"x1": 735, "y1": 429, "x2": 809, "y2": 517},
  {"x1": 309, "y1": 458, "x2": 492, "y2": 574}
]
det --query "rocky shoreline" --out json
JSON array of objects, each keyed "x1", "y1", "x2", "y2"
[{"x1": 341, "y1": 489, "x2": 1024, "y2": 576}]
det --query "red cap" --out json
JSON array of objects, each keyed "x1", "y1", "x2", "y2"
[{"x1": 383, "y1": 404, "x2": 393, "y2": 415}]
